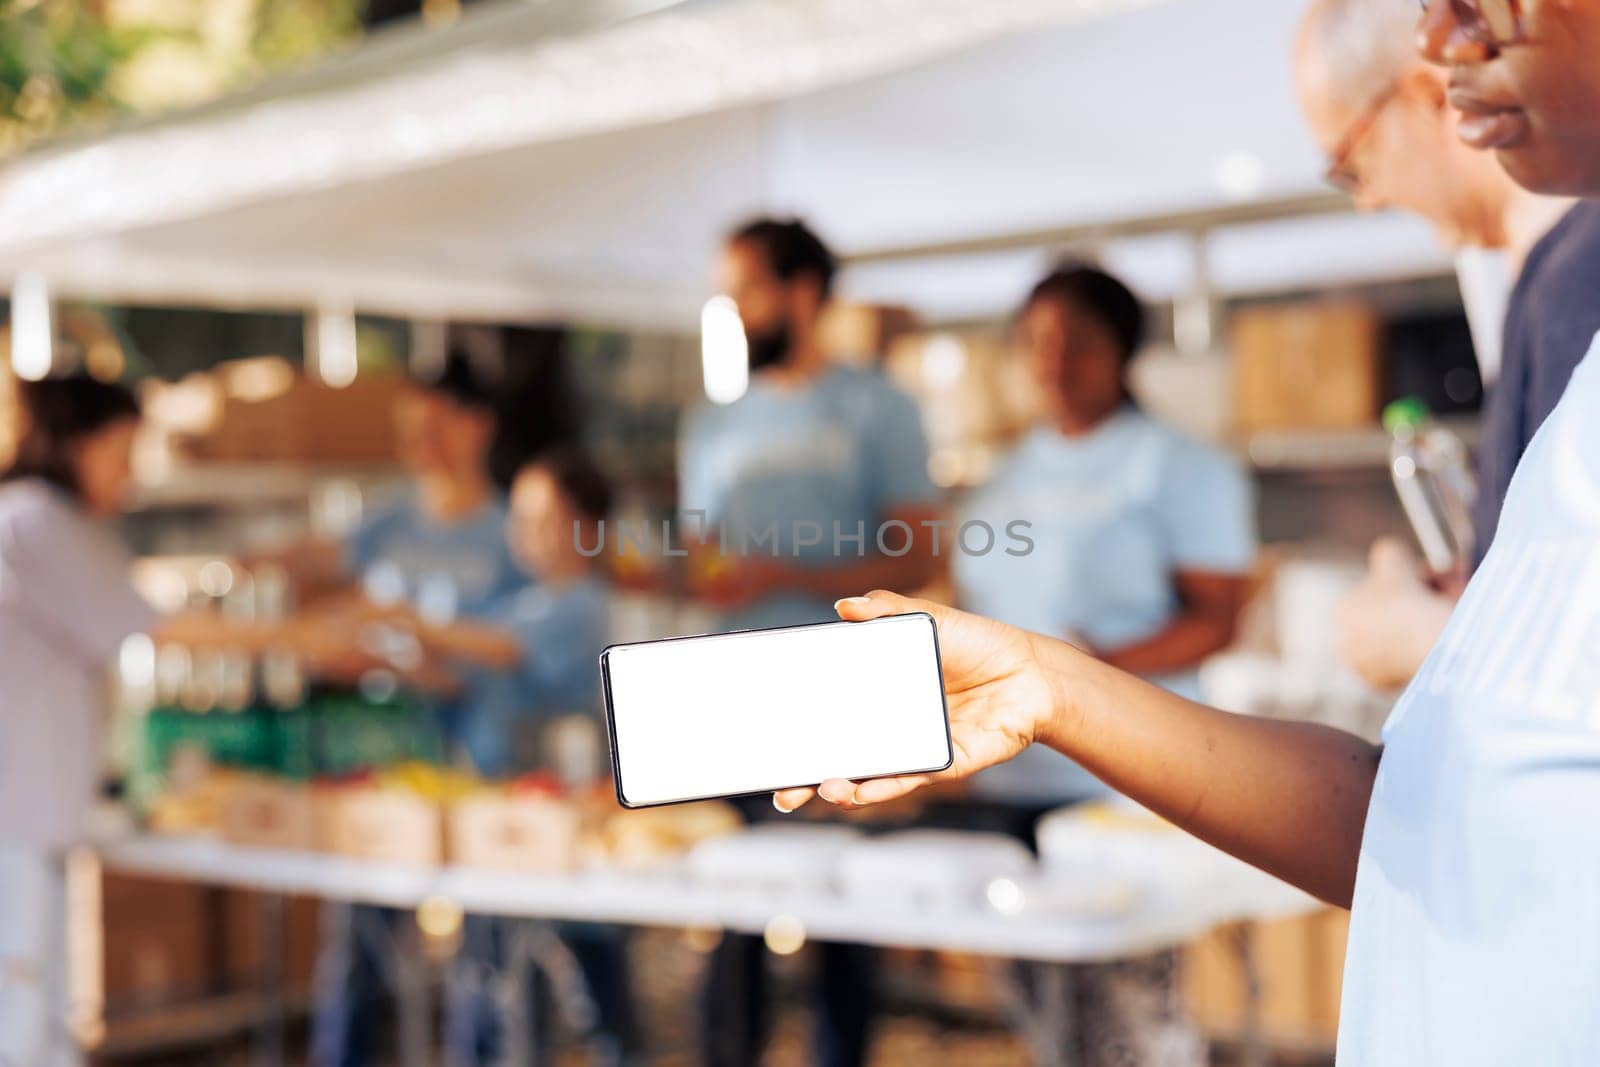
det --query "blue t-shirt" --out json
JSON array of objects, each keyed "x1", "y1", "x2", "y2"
[
  {"x1": 342, "y1": 492, "x2": 525, "y2": 767},
  {"x1": 343, "y1": 492, "x2": 522, "y2": 619},
  {"x1": 1339, "y1": 335, "x2": 1600, "y2": 1063},
  {"x1": 1475, "y1": 202, "x2": 1600, "y2": 566},
  {"x1": 678, "y1": 364, "x2": 939, "y2": 630},
  {"x1": 955, "y1": 412, "x2": 1255, "y2": 802},
  {"x1": 453, "y1": 578, "x2": 611, "y2": 778}
]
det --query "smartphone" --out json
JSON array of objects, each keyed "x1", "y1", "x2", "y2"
[{"x1": 600, "y1": 612, "x2": 952, "y2": 809}]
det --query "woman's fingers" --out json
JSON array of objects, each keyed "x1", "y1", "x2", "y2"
[
  {"x1": 834, "y1": 591, "x2": 909, "y2": 621},
  {"x1": 834, "y1": 589, "x2": 959, "y2": 625},
  {"x1": 796, "y1": 773, "x2": 935, "y2": 810},
  {"x1": 851, "y1": 774, "x2": 933, "y2": 804},
  {"x1": 772, "y1": 787, "x2": 816, "y2": 813}
]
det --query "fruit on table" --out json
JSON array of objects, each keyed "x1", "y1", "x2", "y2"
[
  {"x1": 379, "y1": 761, "x2": 479, "y2": 801},
  {"x1": 507, "y1": 771, "x2": 565, "y2": 799},
  {"x1": 598, "y1": 801, "x2": 743, "y2": 870}
]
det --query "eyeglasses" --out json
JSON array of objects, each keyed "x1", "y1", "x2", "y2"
[
  {"x1": 1325, "y1": 83, "x2": 1402, "y2": 195},
  {"x1": 1419, "y1": 0, "x2": 1524, "y2": 47}
]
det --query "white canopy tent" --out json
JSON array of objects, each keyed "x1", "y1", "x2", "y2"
[{"x1": 0, "y1": 0, "x2": 1452, "y2": 330}]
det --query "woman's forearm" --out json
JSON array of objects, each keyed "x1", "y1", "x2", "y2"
[
  {"x1": 1034, "y1": 634, "x2": 1379, "y2": 907},
  {"x1": 416, "y1": 620, "x2": 523, "y2": 671},
  {"x1": 1097, "y1": 610, "x2": 1238, "y2": 676}
]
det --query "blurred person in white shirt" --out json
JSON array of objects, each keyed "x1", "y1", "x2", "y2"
[
  {"x1": 0, "y1": 375, "x2": 298, "y2": 1067},
  {"x1": 1296, "y1": 0, "x2": 1591, "y2": 690}
]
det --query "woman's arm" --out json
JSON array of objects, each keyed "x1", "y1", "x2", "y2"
[
  {"x1": 324, "y1": 603, "x2": 525, "y2": 671},
  {"x1": 776, "y1": 591, "x2": 1380, "y2": 908},
  {"x1": 150, "y1": 612, "x2": 284, "y2": 652},
  {"x1": 1038, "y1": 638, "x2": 1378, "y2": 907},
  {"x1": 411, "y1": 618, "x2": 523, "y2": 672},
  {"x1": 1096, "y1": 570, "x2": 1249, "y2": 676}
]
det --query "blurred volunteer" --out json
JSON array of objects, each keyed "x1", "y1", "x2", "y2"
[
  {"x1": 958, "y1": 265, "x2": 1253, "y2": 805},
  {"x1": 1297, "y1": 0, "x2": 1600, "y2": 689},
  {"x1": 311, "y1": 351, "x2": 525, "y2": 1067},
  {"x1": 680, "y1": 218, "x2": 943, "y2": 630},
  {"x1": 777, "y1": 7, "x2": 1600, "y2": 1059},
  {"x1": 0, "y1": 375, "x2": 284, "y2": 1067},
  {"x1": 678, "y1": 218, "x2": 941, "y2": 1067},
  {"x1": 417, "y1": 450, "x2": 635, "y2": 1066},
  {"x1": 950, "y1": 266, "x2": 1253, "y2": 1065},
  {"x1": 403, "y1": 449, "x2": 612, "y2": 777}
]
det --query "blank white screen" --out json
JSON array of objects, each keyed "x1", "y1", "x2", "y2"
[{"x1": 604, "y1": 614, "x2": 951, "y2": 807}]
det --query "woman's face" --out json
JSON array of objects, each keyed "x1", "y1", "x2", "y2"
[
  {"x1": 73, "y1": 417, "x2": 139, "y2": 516},
  {"x1": 395, "y1": 387, "x2": 493, "y2": 480},
  {"x1": 1419, "y1": 0, "x2": 1600, "y2": 197},
  {"x1": 508, "y1": 466, "x2": 583, "y2": 581},
  {"x1": 1020, "y1": 297, "x2": 1127, "y2": 434}
]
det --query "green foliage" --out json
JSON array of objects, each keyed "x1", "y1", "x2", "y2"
[
  {"x1": 0, "y1": 0, "x2": 364, "y2": 156},
  {"x1": 254, "y1": 0, "x2": 363, "y2": 71}
]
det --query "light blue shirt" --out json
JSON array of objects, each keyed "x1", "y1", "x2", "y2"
[
  {"x1": 955, "y1": 411, "x2": 1254, "y2": 802},
  {"x1": 455, "y1": 578, "x2": 611, "y2": 778},
  {"x1": 342, "y1": 492, "x2": 526, "y2": 767},
  {"x1": 344, "y1": 492, "x2": 523, "y2": 619},
  {"x1": 1338, "y1": 336, "x2": 1600, "y2": 1064},
  {"x1": 678, "y1": 364, "x2": 939, "y2": 631}
]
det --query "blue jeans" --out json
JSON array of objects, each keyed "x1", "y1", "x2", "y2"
[
  {"x1": 701, "y1": 933, "x2": 876, "y2": 1067},
  {"x1": 310, "y1": 903, "x2": 403, "y2": 1067},
  {"x1": 445, "y1": 916, "x2": 637, "y2": 1066}
]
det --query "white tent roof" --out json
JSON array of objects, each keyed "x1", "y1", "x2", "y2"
[{"x1": 0, "y1": 0, "x2": 1452, "y2": 328}]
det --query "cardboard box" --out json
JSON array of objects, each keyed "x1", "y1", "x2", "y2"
[
  {"x1": 305, "y1": 374, "x2": 402, "y2": 464},
  {"x1": 219, "y1": 891, "x2": 323, "y2": 996},
  {"x1": 1231, "y1": 301, "x2": 1380, "y2": 432},
  {"x1": 164, "y1": 364, "x2": 400, "y2": 465},
  {"x1": 595, "y1": 800, "x2": 743, "y2": 871},
  {"x1": 1183, "y1": 908, "x2": 1350, "y2": 1054},
  {"x1": 318, "y1": 785, "x2": 443, "y2": 867},
  {"x1": 221, "y1": 776, "x2": 320, "y2": 852},
  {"x1": 820, "y1": 303, "x2": 919, "y2": 366},
  {"x1": 99, "y1": 874, "x2": 216, "y2": 1008},
  {"x1": 449, "y1": 794, "x2": 582, "y2": 874}
]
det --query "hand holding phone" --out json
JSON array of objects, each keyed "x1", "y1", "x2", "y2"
[{"x1": 601, "y1": 612, "x2": 952, "y2": 808}]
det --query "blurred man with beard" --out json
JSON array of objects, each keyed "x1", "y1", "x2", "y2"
[{"x1": 676, "y1": 218, "x2": 942, "y2": 1067}]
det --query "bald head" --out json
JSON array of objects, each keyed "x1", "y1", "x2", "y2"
[
  {"x1": 1297, "y1": 0, "x2": 1423, "y2": 111},
  {"x1": 1293, "y1": 0, "x2": 1517, "y2": 250}
]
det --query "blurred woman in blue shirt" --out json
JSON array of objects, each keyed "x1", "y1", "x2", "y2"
[
  {"x1": 957, "y1": 265, "x2": 1256, "y2": 804},
  {"x1": 952, "y1": 266, "x2": 1255, "y2": 1064},
  {"x1": 408, "y1": 449, "x2": 630, "y2": 1067}
]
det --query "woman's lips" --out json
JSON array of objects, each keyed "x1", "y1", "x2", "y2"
[
  {"x1": 1450, "y1": 88, "x2": 1531, "y2": 151},
  {"x1": 1457, "y1": 108, "x2": 1530, "y2": 150}
]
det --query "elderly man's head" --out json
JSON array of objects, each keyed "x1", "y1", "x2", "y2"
[
  {"x1": 1297, "y1": 0, "x2": 1515, "y2": 248},
  {"x1": 1418, "y1": 0, "x2": 1600, "y2": 198}
]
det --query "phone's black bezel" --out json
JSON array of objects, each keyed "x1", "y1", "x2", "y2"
[{"x1": 598, "y1": 611, "x2": 954, "y2": 810}]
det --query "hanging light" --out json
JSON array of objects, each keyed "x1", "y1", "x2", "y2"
[
  {"x1": 11, "y1": 272, "x2": 53, "y2": 381},
  {"x1": 308, "y1": 301, "x2": 359, "y2": 388},
  {"x1": 1173, "y1": 232, "x2": 1216, "y2": 356},
  {"x1": 921, "y1": 333, "x2": 968, "y2": 390},
  {"x1": 701, "y1": 295, "x2": 748, "y2": 405},
  {"x1": 1213, "y1": 149, "x2": 1266, "y2": 202}
]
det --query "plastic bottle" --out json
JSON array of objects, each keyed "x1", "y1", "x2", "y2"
[{"x1": 1384, "y1": 397, "x2": 1478, "y2": 573}]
